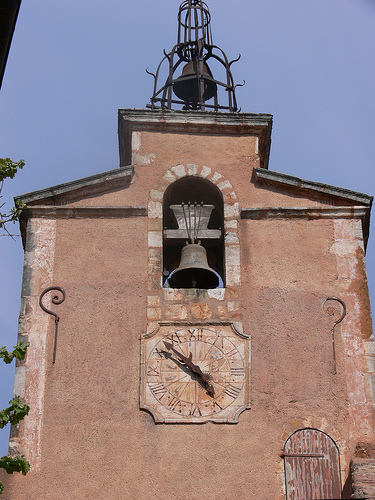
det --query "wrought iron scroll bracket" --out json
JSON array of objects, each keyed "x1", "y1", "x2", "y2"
[
  {"x1": 229, "y1": 54, "x2": 241, "y2": 67},
  {"x1": 323, "y1": 297, "x2": 347, "y2": 375},
  {"x1": 235, "y1": 80, "x2": 246, "y2": 89},
  {"x1": 39, "y1": 286, "x2": 66, "y2": 364},
  {"x1": 145, "y1": 67, "x2": 156, "y2": 80}
]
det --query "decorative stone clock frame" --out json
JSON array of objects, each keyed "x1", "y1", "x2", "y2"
[{"x1": 140, "y1": 322, "x2": 250, "y2": 423}]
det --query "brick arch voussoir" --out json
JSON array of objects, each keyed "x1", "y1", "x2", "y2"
[{"x1": 148, "y1": 164, "x2": 238, "y2": 213}]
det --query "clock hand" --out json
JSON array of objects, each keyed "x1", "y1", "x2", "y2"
[
  {"x1": 163, "y1": 341, "x2": 215, "y2": 396},
  {"x1": 163, "y1": 341, "x2": 204, "y2": 376}
]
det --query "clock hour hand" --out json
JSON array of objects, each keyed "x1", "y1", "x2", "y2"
[
  {"x1": 163, "y1": 341, "x2": 204, "y2": 376},
  {"x1": 163, "y1": 341, "x2": 215, "y2": 396}
]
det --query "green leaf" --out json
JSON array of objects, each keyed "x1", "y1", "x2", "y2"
[
  {"x1": 0, "y1": 347, "x2": 14, "y2": 364},
  {"x1": 0, "y1": 455, "x2": 30, "y2": 475},
  {"x1": 0, "y1": 158, "x2": 26, "y2": 236},
  {"x1": 11, "y1": 342, "x2": 29, "y2": 361},
  {"x1": 0, "y1": 342, "x2": 29, "y2": 364},
  {"x1": 0, "y1": 158, "x2": 25, "y2": 181},
  {"x1": 0, "y1": 409, "x2": 10, "y2": 429},
  {"x1": 0, "y1": 396, "x2": 29, "y2": 429}
]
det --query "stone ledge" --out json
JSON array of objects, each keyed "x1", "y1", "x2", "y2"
[
  {"x1": 241, "y1": 206, "x2": 368, "y2": 220},
  {"x1": 22, "y1": 206, "x2": 147, "y2": 219},
  {"x1": 119, "y1": 108, "x2": 273, "y2": 129}
]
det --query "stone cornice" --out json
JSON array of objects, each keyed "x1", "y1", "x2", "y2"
[
  {"x1": 118, "y1": 108, "x2": 273, "y2": 128},
  {"x1": 22, "y1": 205, "x2": 147, "y2": 219},
  {"x1": 118, "y1": 109, "x2": 273, "y2": 170},
  {"x1": 241, "y1": 206, "x2": 368, "y2": 220}
]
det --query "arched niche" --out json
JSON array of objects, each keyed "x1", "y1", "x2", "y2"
[{"x1": 162, "y1": 176, "x2": 225, "y2": 288}]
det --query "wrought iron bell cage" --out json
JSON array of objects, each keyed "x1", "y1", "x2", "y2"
[
  {"x1": 147, "y1": 0, "x2": 242, "y2": 112},
  {"x1": 177, "y1": 0, "x2": 212, "y2": 47}
]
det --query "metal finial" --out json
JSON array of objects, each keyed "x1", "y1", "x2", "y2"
[
  {"x1": 177, "y1": 0, "x2": 212, "y2": 47},
  {"x1": 147, "y1": 0, "x2": 241, "y2": 112}
]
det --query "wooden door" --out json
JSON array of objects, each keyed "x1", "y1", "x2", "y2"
[{"x1": 284, "y1": 428, "x2": 341, "y2": 500}]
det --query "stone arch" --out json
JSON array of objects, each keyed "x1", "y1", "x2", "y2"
[{"x1": 147, "y1": 164, "x2": 241, "y2": 291}]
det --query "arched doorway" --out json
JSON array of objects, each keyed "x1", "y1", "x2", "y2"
[{"x1": 284, "y1": 428, "x2": 341, "y2": 499}]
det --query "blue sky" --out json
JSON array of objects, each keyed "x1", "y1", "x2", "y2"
[{"x1": 0, "y1": 0, "x2": 374, "y2": 455}]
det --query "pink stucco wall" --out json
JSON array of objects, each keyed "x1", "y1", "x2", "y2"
[{"x1": 2, "y1": 112, "x2": 373, "y2": 499}]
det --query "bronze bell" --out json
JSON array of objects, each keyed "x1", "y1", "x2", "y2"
[
  {"x1": 173, "y1": 61, "x2": 217, "y2": 104},
  {"x1": 168, "y1": 242, "x2": 219, "y2": 289}
]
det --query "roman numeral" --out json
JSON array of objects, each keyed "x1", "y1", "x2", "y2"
[
  {"x1": 147, "y1": 365, "x2": 160, "y2": 376},
  {"x1": 188, "y1": 328, "x2": 203, "y2": 341},
  {"x1": 149, "y1": 383, "x2": 167, "y2": 399},
  {"x1": 165, "y1": 332, "x2": 182, "y2": 344},
  {"x1": 166, "y1": 396, "x2": 182, "y2": 413},
  {"x1": 230, "y1": 367, "x2": 244, "y2": 377},
  {"x1": 188, "y1": 404, "x2": 202, "y2": 417},
  {"x1": 224, "y1": 384, "x2": 241, "y2": 399},
  {"x1": 212, "y1": 401, "x2": 223, "y2": 413}
]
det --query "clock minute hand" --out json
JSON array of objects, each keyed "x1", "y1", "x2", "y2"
[
  {"x1": 163, "y1": 341, "x2": 215, "y2": 396},
  {"x1": 163, "y1": 341, "x2": 205, "y2": 376},
  {"x1": 163, "y1": 341, "x2": 193, "y2": 367}
]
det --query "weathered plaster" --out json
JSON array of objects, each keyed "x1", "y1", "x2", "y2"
[
  {"x1": 332, "y1": 219, "x2": 375, "y2": 443},
  {"x1": 5, "y1": 109, "x2": 374, "y2": 499},
  {"x1": 12, "y1": 218, "x2": 57, "y2": 470}
]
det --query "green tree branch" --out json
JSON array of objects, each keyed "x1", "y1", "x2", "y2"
[
  {"x1": 0, "y1": 456, "x2": 30, "y2": 493},
  {"x1": 0, "y1": 158, "x2": 26, "y2": 236},
  {"x1": 0, "y1": 159, "x2": 30, "y2": 494},
  {"x1": 0, "y1": 342, "x2": 29, "y2": 365},
  {"x1": 0, "y1": 396, "x2": 30, "y2": 429}
]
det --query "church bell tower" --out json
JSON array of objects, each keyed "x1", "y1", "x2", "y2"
[{"x1": 2, "y1": 1, "x2": 374, "y2": 498}]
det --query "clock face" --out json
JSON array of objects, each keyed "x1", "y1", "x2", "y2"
[{"x1": 141, "y1": 325, "x2": 250, "y2": 423}]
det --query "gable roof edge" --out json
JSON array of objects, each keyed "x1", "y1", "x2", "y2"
[
  {"x1": 14, "y1": 166, "x2": 134, "y2": 205},
  {"x1": 254, "y1": 167, "x2": 373, "y2": 206}
]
